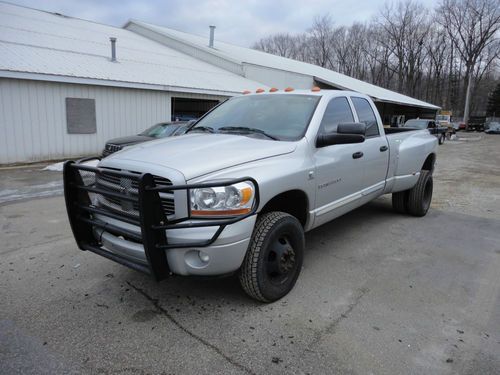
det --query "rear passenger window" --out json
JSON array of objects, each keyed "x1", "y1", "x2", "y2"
[
  {"x1": 351, "y1": 97, "x2": 379, "y2": 137},
  {"x1": 320, "y1": 97, "x2": 354, "y2": 134}
]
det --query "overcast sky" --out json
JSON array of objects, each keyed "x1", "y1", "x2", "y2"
[{"x1": 8, "y1": 0, "x2": 438, "y2": 46}]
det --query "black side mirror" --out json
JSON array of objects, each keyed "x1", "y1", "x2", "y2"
[
  {"x1": 316, "y1": 133, "x2": 365, "y2": 147},
  {"x1": 337, "y1": 122, "x2": 366, "y2": 135},
  {"x1": 316, "y1": 122, "x2": 366, "y2": 148}
]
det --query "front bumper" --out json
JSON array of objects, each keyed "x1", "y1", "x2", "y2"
[{"x1": 63, "y1": 158, "x2": 259, "y2": 280}]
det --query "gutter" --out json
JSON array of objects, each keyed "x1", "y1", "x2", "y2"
[{"x1": 0, "y1": 70, "x2": 240, "y2": 97}]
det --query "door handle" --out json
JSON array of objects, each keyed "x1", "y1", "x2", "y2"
[
  {"x1": 352, "y1": 151, "x2": 364, "y2": 159},
  {"x1": 380, "y1": 145, "x2": 388, "y2": 152}
]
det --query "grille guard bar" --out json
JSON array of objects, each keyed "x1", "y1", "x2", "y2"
[{"x1": 63, "y1": 158, "x2": 259, "y2": 281}]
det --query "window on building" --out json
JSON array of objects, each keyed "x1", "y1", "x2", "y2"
[
  {"x1": 351, "y1": 97, "x2": 379, "y2": 137},
  {"x1": 66, "y1": 98, "x2": 96, "y2": 134},
  {"x1": 319, "y1": 97, "x2": 354, "y2": 134}
]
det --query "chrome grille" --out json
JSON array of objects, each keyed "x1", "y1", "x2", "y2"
[
  {"x1": 78, "y1": 168, "x2": 175, "y2": 220},
  {"x1": 106, "y1": 144, "x2": 122, "y2": 153}
]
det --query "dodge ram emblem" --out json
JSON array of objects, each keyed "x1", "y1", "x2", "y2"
[{"x1": 119, "y1": 178, "x2": 133, "y2": 211}]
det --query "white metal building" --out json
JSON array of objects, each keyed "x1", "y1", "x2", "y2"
[
  {"x1": 0, "y1": 2, "x2": 439, "y2": 164},
  {"x1": 126, "y1": 20, "x2": 439, "y2": 110},
  {"x1": 0, "y1": 2, "x2": 264, "y2": 164}
]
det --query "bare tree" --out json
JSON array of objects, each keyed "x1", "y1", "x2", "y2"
[
  {"x1": 251, "y1": 0, "x2": 500, "y2": 116},
  {"x1": 438, "y1": 0, "x2": 500, "y2": 125},
  {"x1": 252, "y1": 33, "x2": 297, "y2": 58},
  {"x1": 307, "y1": 15, "x2": 335, "y2": 68},
  {"x1": 377, "y1": 0, "x2": 431, "y2": 95},
  {"x1": 425, "y1": 27, "x2": 449, "y2": 104}
]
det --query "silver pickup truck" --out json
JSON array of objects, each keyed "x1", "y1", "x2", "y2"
[{"x1": 64, "y1": 90, "x2": 437, "y2": 302}]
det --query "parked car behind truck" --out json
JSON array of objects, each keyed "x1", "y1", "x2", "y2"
[
  {"x1": 403, "y1": 119, "x2": 449, "y2": 144},
  {"x1": 64, "y1": 90, "x2": 437, "y2": 302},
  {"x1": 102, "y1": 121, "x2": 191, "y2": 157}
]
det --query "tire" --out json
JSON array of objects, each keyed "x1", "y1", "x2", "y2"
[
  {"x1": 407, "y1": 170, "x2": 433, "y2": 217},
  {"x1": 392, "y1": 191, "x2": 408, "y2": 214},
  {"x1": 438, "y1": 134, "x2": 445, "y2": 145},
  {"x1": 239, "y1": 212, "x2": 304, "y2": 302}
]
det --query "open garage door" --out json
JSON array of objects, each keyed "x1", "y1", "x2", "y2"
[{"x1": 171, "y1": 98, "x2": 220, "y2": 121}]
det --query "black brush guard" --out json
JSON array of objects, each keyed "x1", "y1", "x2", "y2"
[{"x1": 63, "y1": 158, "x2": 259, "y2": 281}]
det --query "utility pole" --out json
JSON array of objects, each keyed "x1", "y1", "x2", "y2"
[{"x1": 463, "y1": 69, "x2": 473, "y2": 130}]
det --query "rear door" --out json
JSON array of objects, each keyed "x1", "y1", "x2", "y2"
[
  {"x1": 313, "y1": 97, "x2": 367, "y2": 225},
  {"x1": 350, "y1": 97, "x2": 389, "y2": 196}
]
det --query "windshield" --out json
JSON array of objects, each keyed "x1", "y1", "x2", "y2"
[
  {"x1": 188, "y1": 94, "x2": 320, "y2": 141},
  {"x1": 404, "y1": 120, "x2": 428, "y2": 129},
  {"x1": 140, "y1": 123, "x2": 178, "y2": 138},
  {"x1": 436, "y1": 115, "x2": 449, "y2": 121}
]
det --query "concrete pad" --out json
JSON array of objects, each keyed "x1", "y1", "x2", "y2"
[{"x1": 1, "y1": 136, "x2": 499, "y2": 374}]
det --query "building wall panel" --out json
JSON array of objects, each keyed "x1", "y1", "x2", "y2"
[{"x1": 0, "y1": 78, "x2": 227, "y2": 164}]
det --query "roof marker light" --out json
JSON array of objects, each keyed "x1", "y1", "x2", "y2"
[
  {"x1": 242, "y1": 90, "x2": 251, "y2": 94},
  {"x1": 256, "y1": 88, "x2": 265, "y2": 93},
  {"x1": 311, "y1": 86, "x2": 321, "y2": 92},
  {"x1": 284, "y1": 87, "x2": 294, "y2": 92},
  {"x1": 269, "y1": 87, "x2": 278, "y2": 92}
]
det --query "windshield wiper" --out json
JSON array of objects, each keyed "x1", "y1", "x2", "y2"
[
  {"x1": 218, "y1": 126, "x2": 279, "y2": 140},
  {"x1": 188, "y1": 126, "x2": 215, "y2": 134}
]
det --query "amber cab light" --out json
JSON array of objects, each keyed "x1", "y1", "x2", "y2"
[
  {"x1": 242, "y1": 90, "x2": 251, "y2": 94},
  {"x1": 256, "y1": 88, "x2": 265, "y2": 93},
  {"x1": 269, "y1": 87, "x2": 278, "y2": 92},
  {"x1": 284, "y1": 87, "x2": 294, "y2": 92},
  {"x1": 311, "y1": 86, "x2": 321, "y2": 92}
]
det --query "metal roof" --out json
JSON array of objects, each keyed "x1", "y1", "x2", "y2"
[
  {"x1": 0, "y1": 2, "x2": 265, "y2": 95},
  {"x1": 128, "y1": 21, "x2": 440, "y2": 110}
]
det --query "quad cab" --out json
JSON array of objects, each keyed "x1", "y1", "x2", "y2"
[{"x1": 64, "y1": 89, "x2": 437, "y2": 302}]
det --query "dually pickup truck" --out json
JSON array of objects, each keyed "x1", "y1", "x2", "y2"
[{"x1": 64, "y1": 90, "x2": 437, "y2": 302}]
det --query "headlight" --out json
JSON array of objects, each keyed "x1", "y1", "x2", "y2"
[{"x1": 190, "y1": 181, "x2": 255, "y2": 217}]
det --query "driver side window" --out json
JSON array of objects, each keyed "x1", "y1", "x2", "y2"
[{"x1": 319, "y1": 97, "x2": 354, "y2": 134}]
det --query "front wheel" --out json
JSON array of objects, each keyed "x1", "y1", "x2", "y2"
[
  {"x1": 239, "y1": 212, "x2": 304, "y2": 302},
  {"x1": 439, "y1": 134, "x2": 445, "y2": 145}
]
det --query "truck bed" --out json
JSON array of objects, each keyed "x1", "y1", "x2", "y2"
[{"x1": 384, "y1": 127, "x2": 419, "y2": 134}]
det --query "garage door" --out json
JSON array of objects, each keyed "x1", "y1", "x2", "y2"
[{"x1": 171, "y1": 98, "x2": 220, "y2": 121}]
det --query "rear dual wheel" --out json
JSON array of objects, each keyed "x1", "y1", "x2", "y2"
[{"x1": 392, "y1": 170, "x2": 433, "y2": 217}]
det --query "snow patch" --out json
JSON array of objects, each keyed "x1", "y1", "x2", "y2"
[
  {"x1": 42, "y1": 162, "x2": 65, "y2": 171},
  {"x1": 42, "y1": 159, "x2": 99, "y2": 172}
]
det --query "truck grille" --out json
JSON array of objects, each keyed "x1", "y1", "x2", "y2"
[
  {"x1": 102, "y1": 143, "x2": 123, "y2": 157},
  {"x1": 77, "y1": 168, "x2": 175, "y2": 222}
]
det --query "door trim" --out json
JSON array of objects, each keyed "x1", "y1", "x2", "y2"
[{"x1": 313, "y1": 181, "x2": 385, "y2": 217}]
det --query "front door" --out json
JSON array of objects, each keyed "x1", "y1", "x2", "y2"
[
  {"x1": 350, "y1": 97, "x2": 389, "y2": 195},
  {"x1": 313, "y1": 97, "x2": 367, "y2": 227}
]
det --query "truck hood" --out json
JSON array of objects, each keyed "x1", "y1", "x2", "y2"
[
  {"x1": 104, "y1": 133, "x2": 297, "y2": 180},
  {"x1": 106, "y1": 135, "x2": 153, "y2": 146}
]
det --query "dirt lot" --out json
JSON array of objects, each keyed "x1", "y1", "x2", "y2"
[{"x1": 1, "y1": 134, "x2": 499, "y2": 375}]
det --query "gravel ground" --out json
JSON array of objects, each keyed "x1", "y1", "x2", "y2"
[{"x1": 1, "y1": 134, "x2": 499, "y2": 374}]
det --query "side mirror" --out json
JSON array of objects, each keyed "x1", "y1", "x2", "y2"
[
  {"x1": 337, "y1": 122, "x2": 366, "y2": 135},
  {"x1": 316, "y1": 122, "x2": 366, "y2": 148}
]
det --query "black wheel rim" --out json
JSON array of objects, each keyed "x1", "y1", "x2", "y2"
[{"x1": 265, "y1": 234, "x2": 296, "y2": 285}]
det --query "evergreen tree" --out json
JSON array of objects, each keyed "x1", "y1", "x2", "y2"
[{"x1": 487, "y1": 83, "x2": 500, "y2": 117}]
